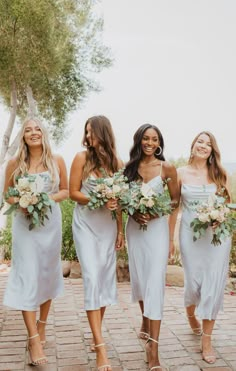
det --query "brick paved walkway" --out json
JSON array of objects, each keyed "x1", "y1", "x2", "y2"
[{"x1": 0, "y1": 271, "x2": 236, "y2": 371}]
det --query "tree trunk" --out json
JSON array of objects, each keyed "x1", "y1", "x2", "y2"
[
  {"x1": 26, "y1": 85, "x2": 37, "y2": 116},
  {"x1": 0, "y1": 80, "x2": 17, "y2": 165}
]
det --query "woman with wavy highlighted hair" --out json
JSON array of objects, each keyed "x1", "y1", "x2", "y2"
[{"x1": 3, "y1": 117, "x2": 68, "y2": 366}]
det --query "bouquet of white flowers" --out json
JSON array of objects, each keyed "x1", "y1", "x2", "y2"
[
  {"x1": 86, "y1": 168, "x2": 129, "y2": 219},
  {"x1": 190, "y1": 194, "x2": 236, "y2": 245},
  {"x1": 119, "y1": 180, "x2": 172, "y2": 231},
  {"x1": 4, "y1": 174, "x2": 54, "y2": 230}
]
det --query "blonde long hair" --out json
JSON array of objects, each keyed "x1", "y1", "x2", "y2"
[
  {"x1": 13, "y1": 117, "x2": 57, "y2": 183},
  {"x1": 82, "y1": 115, "x2": 119, "y2": 179},
  {"x1": 189, "y1": 131, "x2": 229, "y2": 199}
]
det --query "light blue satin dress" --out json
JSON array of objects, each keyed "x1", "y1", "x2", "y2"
[
  {"x1": 72, "y1": 177, "x2": 117, "y2": 310},
  {"x1": 180, "y1": 183, "x2": 231, "y2": 319},
  {"x1": 4, "y1": 171, "x2": 64, "y2": 310},
  {"x1": 126, "y1": 174, "x2": 169, "y2": 320}
]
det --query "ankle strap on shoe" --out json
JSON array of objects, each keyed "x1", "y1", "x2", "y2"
[
  {"x1": 147, "y1": 337, "x2": 159, "y2": 344},
  {"x1": 202, "y1": 332, "x2": 212, "y2": 337},
  {"x1": 94, "y1": 343, "x2": 105, "y2": 348},
  {"x1": 37, "y1": 319, "x2": 47, "y2": 324},
  {"x1": 28, "y1": 333, "x2": 39, "y2": 340}
]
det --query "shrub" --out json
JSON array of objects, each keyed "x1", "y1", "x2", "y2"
[{"x1": 60, "y1": 199, "x2": 77, "y2": 261}]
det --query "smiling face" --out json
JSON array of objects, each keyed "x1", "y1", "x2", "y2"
[
  {"x1": 191, "y1": 133, "x2": 212, "y2": 160},
  {"x1": 23, "y1": 120, "x2": 43, "y2": 147},
  {"x1": 141, "y1": 128, "x2": 160, "y2": 156}
]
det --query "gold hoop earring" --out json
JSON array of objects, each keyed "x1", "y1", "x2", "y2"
[{"x1": 155, "y1": 146, "x2": 162, "y2": 156}]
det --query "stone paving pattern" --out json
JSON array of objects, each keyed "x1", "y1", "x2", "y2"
[{"x1": 0, "y1": 272, "x2": 236, "y2": 371}]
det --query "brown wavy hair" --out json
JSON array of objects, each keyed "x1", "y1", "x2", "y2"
[
  {"x1": 189, "y1": 131, "x2": 230, "y2": 199},
  {"x1": 82, "y1": 115, "x2": 118, "y2": 179}
]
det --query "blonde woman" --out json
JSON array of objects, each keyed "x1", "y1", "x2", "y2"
[
  {"x1": 3, "y1": 117, "x2": 68, "y2": 365},
  {"x1": 169, "y1": 131, "x2": 231, "y2": 365},
  {"x1": 70, "y1": 115, "x2": 124, "y2": 371}
]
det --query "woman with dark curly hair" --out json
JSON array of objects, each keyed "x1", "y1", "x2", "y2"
[
  {"x1": 69, "y1": 115, "x2": 124, "y2": 371},
  {"x1": 169, "y1": 131, "x2": 231, "y2": 365},
  {"x1": 124, "y1": 124, "x2": 179, "y2": 371}
]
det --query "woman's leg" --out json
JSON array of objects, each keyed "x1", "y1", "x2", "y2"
[
  {"x1": 146, "y1": 319, "x2": 161, "y2": 369},
  {"x1": 87, "y1": 308, "x2": 111, "y2": 371},
  {"x1": 22, "y1": 310, "x2": 47, "y2": 364},
  {"x1": 91, "y1": 306, "x2": 106, "y2": 350},
  {"x1": 138, "y1": 300, "x2": 150, "y2": 340},
  {"x1": 186, "y1": 305, "x2": 202, "y2": 335},
  {"x1": 201, "y1": 319, "x2": 216, "y2": 363},
  {"x1": 37, "y1": 299, "x2": 52, "y2": 344}
]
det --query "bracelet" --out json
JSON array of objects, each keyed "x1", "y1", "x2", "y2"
[{"x1": 118, "y1": 232, "x2": 124, "y2": 236}]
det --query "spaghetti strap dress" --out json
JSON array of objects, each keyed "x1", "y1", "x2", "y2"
[
  {"x1": 179, "y1": 183, "x2": 231, "y2": 319},
  {"x1": 72, "y1": 176, "x2": 117, "y2": 310},
  {"x1": 126, "y1": 163, "x2": 169, "y2": 320},
  {"x1": 4, "y1": 171, "x2": 64, "y2": 310}
]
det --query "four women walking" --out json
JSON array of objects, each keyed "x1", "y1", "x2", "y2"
[{"x1": 2, "y1": 117, "x2": 233, "y2": 370}]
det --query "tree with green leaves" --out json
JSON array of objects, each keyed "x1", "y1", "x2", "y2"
[
  {"x1": 0, "y1": 0, "x2": 112, "y2": 205},
  {"x1": 0, "y1": 0, "x2": 112, "y2": 162}
]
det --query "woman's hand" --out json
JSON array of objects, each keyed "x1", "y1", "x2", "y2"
[
  {"x1": 133, "y1": 212, "x2": 151, "y2": 226},
  {"x1": 105, "y1": 198, "x2": 118, "y2": 211},
  {"x1": 115, "y1": 231, "x2": 125, "y2": 250}
]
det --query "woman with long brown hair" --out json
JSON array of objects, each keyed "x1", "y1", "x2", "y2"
[
  {"x1": 169, "y1": 131, "x2": 231, "y2": 365},
  {"x1": 124, "y1": 124, "x2": 179, "y2": 371},
  {"x1": 3, "y1": 117, "x2": 68, "y2": 365},
  {"x1": 69, "y1": 115, "x2": 124, "y2": 371}
]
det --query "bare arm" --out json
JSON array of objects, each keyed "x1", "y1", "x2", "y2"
[
  {"x1": 69, "y1": 151, "x2": 90, "y2": 205},
  {"x1": 3, "y1": 158, "x2": 17, "y2": 205},
  {"x1": 168, "y1": 167, "x2": 182, "y2": 257},
  {"x1": 51, "y1": 155, "x2": 69, "y2": 202}
]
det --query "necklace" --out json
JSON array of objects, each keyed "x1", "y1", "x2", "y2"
[{"x1": 140, "y1": 158, "x2": 158, "y2": 166}]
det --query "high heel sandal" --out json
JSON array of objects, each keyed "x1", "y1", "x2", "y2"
[
  {"x1": 145, "y1": 337, "x2": 163, "y2": 370},
  {"x1": 187, "y1": 314, "x2": 202, "y2": 335},
  {"x1": 36, "y1": 319, "x2": 47, "y2": 346},
  {"x1": 94, "y1": 343, "x2": 112, "y2": 371},
  {"x1": 200, "y1": 332, "x2": 216, "y2": 364},
  {"x1": 27, "y1": 333, "x2": 48, "y2": 366}
]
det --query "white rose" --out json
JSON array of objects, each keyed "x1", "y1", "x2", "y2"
[
  {"x1": 112, "y1": 185, "x2": 121, "y2": 194},
  {"x1": 210, "y1": 210, "x2": 220, "y2": 220},
  {"x1": 19, "y1": 194, "x2": 31, "y2": 208},
  {"x1": 106, "y1": 178, "x2": 114, "y2": 186},
  {"x1": 198, "y1": 213, "x2": 210, "y2": 223},
  {"x1": 146, "y1": 199, "x2": 155, "y2": 208},
  {"x1": 30, "y1": 195, "x2": 39, "y2": 205},
  {"x1": 16, "y1": 178, "x2": 31, "y2": 192}
]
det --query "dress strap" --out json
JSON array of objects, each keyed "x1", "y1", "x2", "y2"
[{"x1": 160, "y1": 161, "x2": 163, "y2": 177}]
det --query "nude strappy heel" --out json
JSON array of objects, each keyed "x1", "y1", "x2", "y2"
[
  {"x1": 27, "y1": 333, "x2": 48, "y2": 366},
  {"x1": 94, "y1": 343, "x2": 112, "y2": 371},
  {"x1": 200, "y1": 332, "x2": 216, "y2": 364},
  {"x1": 145, "y1": 337, "x2": 165, "y2": 370},
  {"x1": 187, "y1": 314, "x2": 202, "y2": 335},
  {"x1": 36, "y1": 319, "x2": 47, "y2": 346}
]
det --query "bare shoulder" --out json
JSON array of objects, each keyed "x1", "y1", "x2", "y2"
[
  {"x1": 177, "y1": 165, "x2": 188, "y2": 176},
  {"x1": 53, "y1": 154, "x2": 66, "y2": 165},
  {"x1": 73, "y1": 151, "x2": 87, "y2": 163},
  {"x1": 117, "y1": 158, "x2": 124, "y2": 169},
  {"x1": 6, "y1": 157, "x2": 18, "y2": 171}
]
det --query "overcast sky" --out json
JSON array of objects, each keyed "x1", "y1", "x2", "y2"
[{"x1": 0, "y1": 0, "x2": 236, "y2": 169}]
